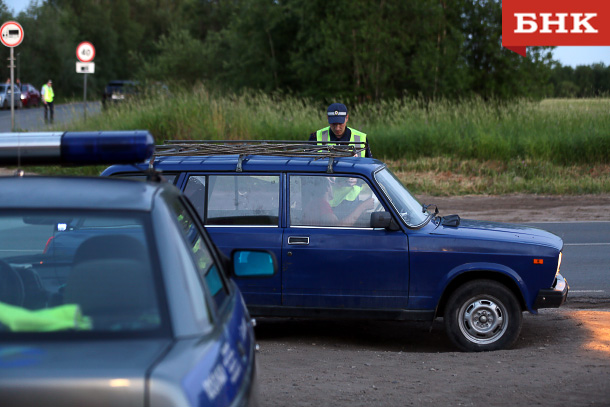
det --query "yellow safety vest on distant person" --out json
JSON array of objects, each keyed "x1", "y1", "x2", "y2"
[
  {"x1": 42, "y1": 84, "x2": 54, "y2": 103},
  {"x1": 316, "y1": 127, "x2": 367, "y2": 157}
]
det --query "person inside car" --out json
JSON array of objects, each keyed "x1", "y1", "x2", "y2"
[{"x1": 302, "y1": 177, "x2": 373, "y2": 227}]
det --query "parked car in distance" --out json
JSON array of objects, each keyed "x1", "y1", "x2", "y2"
[
  {"x1": 104, "y1": 140, "x2": 569, "y2": 352},
  {"x1": 0, "y1": 83, "x2": 22, "y2": 109},
  {"x1": 0, "y1": 132, "x2": 273, "y2": 406},
  {"x1": 102, "y1": 80, "x2": 139, "y2": 109},
  {"x1": 19, "y1": 83, "x2": 41, "y2": 107}
]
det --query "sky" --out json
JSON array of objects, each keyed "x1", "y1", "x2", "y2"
[{"x1": 3, "y1": 0, "x2": 610, "y2": 68}]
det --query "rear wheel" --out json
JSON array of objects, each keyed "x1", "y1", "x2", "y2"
[{"x1": 444, "y1": 280, "x2": 522, "y2": 352}]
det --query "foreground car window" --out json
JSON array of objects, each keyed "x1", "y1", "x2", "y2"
[
  {"x1": 171, "y1": 201, "x2": 229, "y2": 310},
  {"x1": 0, "y1": 212, "x2": 163, "y2": 335},
  {"x1": 374, "y1": 168, "x2": 429, "y2": 227}
]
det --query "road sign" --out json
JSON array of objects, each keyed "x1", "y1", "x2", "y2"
[
  {"x1": 76, "y1": 62, "x2": 95, "y2": 74},
  {"x1": 76, "y1": 41, "x2": 95, "y2": 62},
  {"x1": 1, "y1": 21, "x2": 24, "y2": 48}
]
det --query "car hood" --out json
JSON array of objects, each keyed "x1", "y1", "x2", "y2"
[
  {"x1": 0, "y1": 339, "x2": 172, "y2": 407},
  {"x1": 432, "y1": 218, "x2": 563, "y2": 251}
]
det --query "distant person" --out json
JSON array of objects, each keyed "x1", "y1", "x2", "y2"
[
  {"x1": 309, "y1": 103, "x2": 372, "y2": 157},
  {"x1": 41, "y1": 79, "x2": 54, "y2": 124}
]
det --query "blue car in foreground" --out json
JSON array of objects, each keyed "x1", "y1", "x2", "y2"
[
  {"x1": 104, "y1": 140, "x2": 569, "y2": 352},
  {"x1": 0, "y1": 132, "x2": 273, "y2": 406}
]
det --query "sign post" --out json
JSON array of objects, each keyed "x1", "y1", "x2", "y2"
[
  {"x1": 1, "y1": 21, "x2": 24, "y2": 131},
  {"x1": 76, "y1": 41, "x2": 95, "y2": 121}
]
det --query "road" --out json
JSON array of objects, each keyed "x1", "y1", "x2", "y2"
[
  {"x1": 528, "y1": 221, "x2": 610, "y2": 300},
  {"x1": 0, "y1": 101, "x2": 101, "y2": 132}
]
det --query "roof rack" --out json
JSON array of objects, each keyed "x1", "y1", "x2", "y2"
[{"x1": 153, "y1": 140, "x2": 368, "y2": 173}]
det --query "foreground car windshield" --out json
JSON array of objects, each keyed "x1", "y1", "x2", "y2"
[
  {"x1": 0, "y1": 211, "x2": 164, "y2": 336},
  {"x1": 374, "y1": 167, "x2": 429, "y2": 227}
]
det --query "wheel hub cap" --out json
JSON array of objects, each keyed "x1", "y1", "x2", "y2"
[{"x1": 459, "y1": 298, "x2": 508, "y2": 345}]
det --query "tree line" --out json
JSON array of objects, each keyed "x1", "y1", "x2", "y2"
[{"x1": 1, "y1": 0, "x2": 608, "y2": 102}]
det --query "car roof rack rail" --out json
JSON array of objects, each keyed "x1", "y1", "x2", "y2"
[{"x1": 153, "y1": 140, "x2": 368, "y2": 173}]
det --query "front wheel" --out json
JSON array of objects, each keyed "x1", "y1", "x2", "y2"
[{"x1": 444, "y1": 280, "x2": 522, "y2": 352}]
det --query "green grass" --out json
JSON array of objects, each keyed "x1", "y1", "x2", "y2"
[{"x1": 24, "y1": 88, "x2": 610, "y2": 195}]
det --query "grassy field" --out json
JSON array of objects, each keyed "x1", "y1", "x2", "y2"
[{"x1": 33, "y1": 89, "x2": 610, "y2": 195}]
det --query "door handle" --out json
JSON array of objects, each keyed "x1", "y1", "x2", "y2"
[{"x1": 288, "y1": 236, "x2": 309, "y2": 245}]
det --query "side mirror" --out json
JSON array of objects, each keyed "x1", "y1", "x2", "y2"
[
  {"x1": 231, "y1": 250, "x2": 276, "y2": 278},
  {"x1": 370, "y1": 211, "x2": 400, "y2": 231}
]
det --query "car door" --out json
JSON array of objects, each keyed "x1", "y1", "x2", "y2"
[
  {"x1": 181, "y1": 173, "x2": 283, "y2": 306},
  {"x1": 282, "y1": 174, "x2": 410, "y2": 309}
]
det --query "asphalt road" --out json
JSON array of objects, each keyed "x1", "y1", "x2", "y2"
[
  {"x1": 528, "y1": 221, "x2": 610, "y2": 300},
  {"x1": 0, "y1": 101, "x2": 101, "y2": 132}
]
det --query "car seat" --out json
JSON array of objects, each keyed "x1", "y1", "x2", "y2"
[{"x1": 63, "y1": 235, "x2": 158, "y2": 329}]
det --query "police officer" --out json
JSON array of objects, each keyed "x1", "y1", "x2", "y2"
[
  {"x1": 41, "y1": 79, "x2": 54, "y2": 124},
  {"x1": 308, "y1": 103, "x2": 372, "y2": 157}
]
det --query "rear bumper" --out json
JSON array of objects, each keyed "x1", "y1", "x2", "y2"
[{"x1": 533, "y1": 273, "x2": 569, "y2": 309}]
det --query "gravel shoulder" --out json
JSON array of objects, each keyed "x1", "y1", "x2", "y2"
[
  {"x1": 417, "y1": 193, "x2": 610, "y2": 223},
  {"x1": 256, "y1": 307, "x2": 610, "y2": 407},
  {"x1": 256, "y1": 193, "x2": 610, "y2": 407}
]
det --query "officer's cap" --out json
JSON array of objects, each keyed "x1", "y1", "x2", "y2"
[{"x1": 327, "y1": 103, "x2": 348, "y2": 124}]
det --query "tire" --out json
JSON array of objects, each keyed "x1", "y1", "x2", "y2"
[{"x1": 444, "y1": 279, "x2": 522, "y2": 352}]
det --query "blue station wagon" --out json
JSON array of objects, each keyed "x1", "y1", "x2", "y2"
[
  {"x1": 104, "y1": 140, "x2": 569, "y2": 352},
  {"x1": 0, "y1": 132, "x2": 274, "y2": 406}
]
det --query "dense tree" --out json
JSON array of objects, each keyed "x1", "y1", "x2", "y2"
[{"x1": 2, "y1": 0, "x2": 608, "y2": 100}]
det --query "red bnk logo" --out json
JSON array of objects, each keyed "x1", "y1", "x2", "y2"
[{"x1": 502, "y1": 0, "x2": 610, "y2": 56}]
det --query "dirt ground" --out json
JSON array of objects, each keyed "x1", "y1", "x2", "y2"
[
  {"x1": 416, "y1": 193, "x2": 610, "y2": 223},
  {"x1": 255, "y1": 194, "x2": 610, "y2": 407}
]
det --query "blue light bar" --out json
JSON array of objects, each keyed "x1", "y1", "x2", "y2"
[
  {"x1": 0, "y1": 131, "x2": 154, "y2": 166},
  {"x1": 61, "y1": 131, "x2": 154, "y2": 165}
]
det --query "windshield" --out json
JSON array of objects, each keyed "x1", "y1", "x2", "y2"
[
  {"x1": 0, "y1": 211, "x2": 165, "y2": 337},
  {"x1": 374, "y1": 167, "x2": 430, "y2": 227}
]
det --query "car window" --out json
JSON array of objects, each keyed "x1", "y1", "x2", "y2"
[
  {"x1": 171, "y1": 200, "x2": 229, "y2": 310},
  {"x1": 185, "y1": 175, "x2": 280, "y2": 226},
  {"x1": 0, "y1": 212, "x2": 164, "y2": 335},
  {"x1": 290, "y1": 175, "x2": 384, "y2": 228},
  {"x1": 183, "y1": 175, "x2": 206, "y2": 218}
]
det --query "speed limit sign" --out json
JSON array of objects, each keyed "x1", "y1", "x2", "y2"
[{"x1": 76, "y1": 41, "x2": 95, "y2": 63}]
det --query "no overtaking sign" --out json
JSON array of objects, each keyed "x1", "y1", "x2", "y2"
[{"x1": 1, "y1": 21, "x2": 23, "y2": 47}]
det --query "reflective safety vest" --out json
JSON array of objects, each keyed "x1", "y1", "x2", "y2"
[
  {"x1": 316, "y1": 127, "x2": 367, "y2": 157},
  {"x1": 42, "y1": 84, "x2": 54, "y2": 103},
  {"x1": 330, "y1": 184, "x2": 362, "y2": 207}
]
